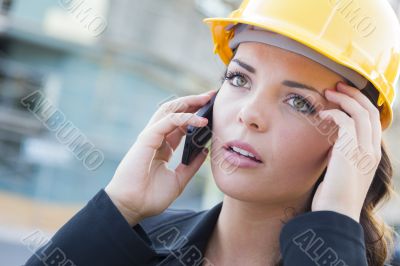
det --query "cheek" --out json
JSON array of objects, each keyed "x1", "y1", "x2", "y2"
[
  {"x1": 211, "y1": 91, "x2": 237, "y2": 135},
  {"x1": 267, "y1": 128, "x2": 328, "y2": 198},
  {"x1": 287, "y1": 108, "x2": 336, "y2": 146},
  {"x1": 275, "y1": 125, "x2": 331, "y2": 170}
]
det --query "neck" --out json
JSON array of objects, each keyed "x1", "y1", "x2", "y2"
[{"x1": 204, "y1": 193, "x2": 312, "y2": 266}]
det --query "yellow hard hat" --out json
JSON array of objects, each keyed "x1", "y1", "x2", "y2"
[{"x1": 204, "y1": 0, "x2": 400, "y2": 130}]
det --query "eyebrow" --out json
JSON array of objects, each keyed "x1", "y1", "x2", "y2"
[
  {"x1": 232, "y1": 59, "x2": 256, "y2": 73},
  {"x1": 281, "y1": 80, "x2": 325, "y2": 98},
  {"x1": 231, "y1": 58, "x2": 325, "y2": 98}
]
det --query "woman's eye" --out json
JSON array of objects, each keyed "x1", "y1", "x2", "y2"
[
  {"x1": 232, "y1": 76, "x2": 247, "y2": 87},
  {"x1": 285, "y1": 94, "x2": 316, "y2": 115},
  {"x1": 224, "y1": 71, "x2": 250, "y2": 88}
]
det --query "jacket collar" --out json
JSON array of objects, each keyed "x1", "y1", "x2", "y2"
[{"x1": 147, "y1": 201, "x2": 223, "y2": 257}]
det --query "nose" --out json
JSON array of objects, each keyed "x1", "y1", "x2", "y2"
[{"x1": 237, "y1": 96, "x2": 269, "y2": 132}]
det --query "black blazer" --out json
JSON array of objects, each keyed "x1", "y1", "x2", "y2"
[{"x1": 25, "y1": 189, "x2": 395, "y2": 266}]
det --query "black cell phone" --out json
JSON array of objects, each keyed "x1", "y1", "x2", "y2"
[{"x1": 181, "y1": 90, "x2": 219, "y2": 165}]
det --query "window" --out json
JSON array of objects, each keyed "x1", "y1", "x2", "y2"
[
  {"x1": 0, "y1": 0, "x2": 13, "y2": 13},
  {"x1": 0, "y1": 57, "x2": 45, "y2": 185}
]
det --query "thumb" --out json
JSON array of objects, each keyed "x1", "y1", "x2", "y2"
[{"x1": 174, "y1": 148, "x2": 209, "y2": 190}]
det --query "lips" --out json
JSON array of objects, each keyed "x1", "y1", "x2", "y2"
[{"x1": 223, "y1": 140, "x2": 263, "y2": 163}]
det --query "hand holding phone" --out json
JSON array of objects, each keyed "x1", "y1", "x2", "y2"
[{"x1": 104, "y1": 90, "x2": 216, "y2": 226}]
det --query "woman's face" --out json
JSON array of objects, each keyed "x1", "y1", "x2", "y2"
[{"x1": 210, "y1": 42, "x2": 345, "y2": 205}]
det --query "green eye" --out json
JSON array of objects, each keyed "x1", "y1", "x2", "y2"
[
  {"x1": 294, "y1": 98, "x2": 306, "y2": 109},
  {"x1": 232, "y1": 76, "x2": 247, "y2": 87},
  {"x1": 286, "y1": 94, "x2": 316, "y2": 114},
  {"x1": 224, "y1": 71, "x2": 250, "y2": 89}
]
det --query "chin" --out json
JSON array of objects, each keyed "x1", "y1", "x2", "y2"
[{"x1": 211, "y1": 164, "x2": 281, "y2": 203}]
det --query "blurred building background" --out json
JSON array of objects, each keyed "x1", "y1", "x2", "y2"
[{"x1": 0, "y1": 0, "x2": 399, "y2": 265}]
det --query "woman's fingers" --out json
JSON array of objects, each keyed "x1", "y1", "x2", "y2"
[
  {"x1": 135, "y1": 113, "x2": 208, "y2": 169},
  {"x1": 147, "y1": 90, "x2": 217, "y2": 127},
  {"x1": 139, "y1": 112, "x2": 208, "y2": 150},
  {"x1": 135, "y1": 89, "x2": 216, "y2": 166},
  {"x1": 324, "y1": 86, "x2": 371, "y2": 149},
  {"x1": 336, "y1": 82, "x2": 382, "y2": 151},
  {"x1": 318, "y1": 108, "x2": 357, "y2": 151},
  {"x1": 153, "y1": 138, "x2": 174, "y2": 162},
  {"x1": 154, "y1": 127, "x2": 187, "y2": 162},
  {"x1": 174, "y1": 148, "x2": 209, "y2": 195},
  {"x1": 165, "y1": 126, "x2": 187, "y2": 150}
]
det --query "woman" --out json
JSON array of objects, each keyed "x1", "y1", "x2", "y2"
[{"x1": 25, "y1": 0, "x2": 400, "y2": 265}]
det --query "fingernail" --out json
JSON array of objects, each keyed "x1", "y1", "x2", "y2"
[{"x1": 337, "y1": 82, "x2": 346, "y2": 89}]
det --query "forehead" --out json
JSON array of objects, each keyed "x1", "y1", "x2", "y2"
[{"x1": 232, "y1": 42, "x2": 346, "y2": 90}]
